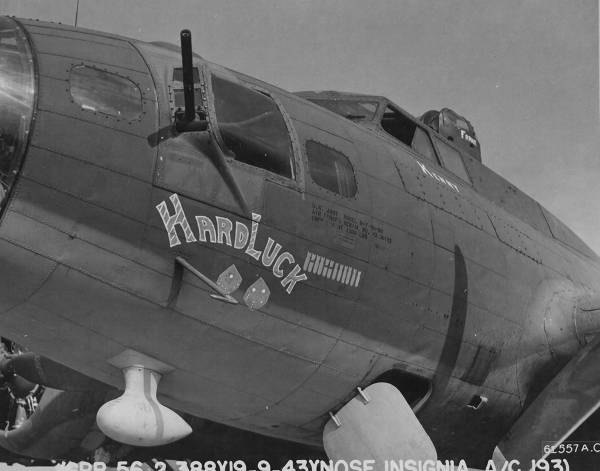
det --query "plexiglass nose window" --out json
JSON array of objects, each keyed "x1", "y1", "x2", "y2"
[{"x1": 0, "y1": 17, "x2": 36, "y2": 206}]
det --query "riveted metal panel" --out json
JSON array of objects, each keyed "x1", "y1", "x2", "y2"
[
  {"x1": 340, "y1": 305, "x2": 444, "y2": 374},
  {"x1": 274, "y1": 387, "x2": 341, "y2": 418},
  {"x1": 431, "y1": 206, "x2": 508, "y2": 275},
  {"x1": 0, "y1": 295, "x2": 127, "y2": 383},
  {"x1": 368, "y1": 177, "x2": 432, "y2": 242},
  {"x1": 349, "y1": 126, "x2": 400, "y2": 184},
  {"x1": 167, "y1": 327, "x2": 319, "y2": 405},
  {"x1": 264, "y1": 181, "x2": 371, "y2": 265},
  {"x1": 32, "y1": 111, "x2": 154, "y2": 182},
  {"x1": 542, "y1": 206, "x2": 597, "y2": 259},
  {"x1": 0, "y1": 211, "x2": 170, "y2": 305},
  {"x1": 0, "y1": 236, "x2": 57, "y2": 313},
  {"x1": 278, "y1": 94, "x2": 353, "y2": 143},
  {"x1": 323, "y1": 340, "x2": 377, "y2": 377},
  {"x1": 395, "y1": 154, "x2": 494, "y2": 235},
  {"x1": 248, "y1": 401, "x2": 324, "y2": 428},
  {"x1": 358, "y1": 265, "x2": 431, "y2": 328},
  {"x1": 488, "y1": 212, "x2": 543, "y2": 264},
  {"x1": 370, "y1": 224, "x2": 434, "y2": 289},
  {"x1": 430, "y1": 246, "x2": 455, "y2": 296},
  {"x1": 10, "y1": 179, "x2": 150, "y2": 269},
  {"x1": 463, "y1": 155, "x2": 553, "y2": 238},
  {"x1": 27, "y1": 29, "x2": 148, "y2": 73},
  {"x1": 171, "y1": 281, "x2": 339, "y2": 366},
  {"x1": 22, "y1": 147, "x2": 152, "y2": 223},
  {"x1": 297, "y1": 364, "x2": 365, "y2": 402},
  {"x1": 36, "y1": 74, "x2": 156, "y2": 138},
  {"x1": 35, "y1": 52, "x2": 155, "y2": 95},
  {"x1": 465, "y1": 260, "x2": 512, "y2": 319},
  {"x1": 20, "y1": 20, "x2": 140, "y2": 48}
]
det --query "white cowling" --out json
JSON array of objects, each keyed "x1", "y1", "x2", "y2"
[{"x1": 96, "y1": 366, "x2": 192, "y2": 446}]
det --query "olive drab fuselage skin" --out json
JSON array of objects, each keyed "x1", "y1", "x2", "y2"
[{"x1": 0, "y1": 17, "x2": 599, "y2": 463}]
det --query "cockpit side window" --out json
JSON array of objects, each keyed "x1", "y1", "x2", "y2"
[
  {"x1": 306, "y1": 140, "x2": 357, "y2": 197},
  {"x1": 411, "y1": 127, "x2": 437, "y2": 163},
  {"x1": 211, "y1": 75, "x2": 294, "y2": 179},
  {"x1": 432, "y1": 136, "x2": 470, "y2": 182},
  {"x1": 309, "y1": 99, "x2": 379, "y2": 121},
  {"x1": 381, "y1": 105, "x2": 416, "y2": 146},
  {"x1": 381, "y1": 105, "x2": 438, "y2": 163}
]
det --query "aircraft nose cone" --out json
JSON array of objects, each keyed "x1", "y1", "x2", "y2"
[{"x1": 0, "y1": 16, "x2": 36, "y2": 207}]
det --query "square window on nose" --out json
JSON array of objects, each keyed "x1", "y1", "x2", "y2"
[
  {"x1": 69, "y1": 65, "x2": 143, "y2": 121},
  {"x1": 305, "y1": 140, "x2": 357, "y2": 198}
]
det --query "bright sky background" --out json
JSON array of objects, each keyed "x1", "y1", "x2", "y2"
[{"x1": 2, "y1": 0, "x2": 599, "y2": 253}]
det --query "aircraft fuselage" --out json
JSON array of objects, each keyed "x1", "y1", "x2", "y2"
[{"x1": 0, "y1": 17, "x2": 599, "y2": 463}]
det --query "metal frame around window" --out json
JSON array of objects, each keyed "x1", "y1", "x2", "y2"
[
  {"x1": 203, "y1": 66, "x2": 304, "y2": 192},
  {"x1": 376, "y1": 104, "x2": 444, "y2": 167},
  {"x1": 430, "y1": 134, "x2": 472, "y2": 184},
  {"x1": 167, "y1": 63, "x2": 208, "y2": 123},
  {"x1": 68, "y1": 63, "x2": 145, "y2": 122},
  {"x1": 303, "y1": 138, "x2": 360, "y2": 200}
]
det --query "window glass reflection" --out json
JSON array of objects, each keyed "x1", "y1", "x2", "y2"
[
  {"x1": 70, "y1": 66, "x2": 142, "y2": 120},
  {"x1": 0, "y1": 17, "x2": 36, "y2": 204},
  {"x1": 211, "y1": 75, "x2": 293, "y2": 178}
]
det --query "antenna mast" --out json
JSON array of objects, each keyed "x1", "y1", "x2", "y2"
[{"x1": 74, "y1": 0, "x2": 80, "y2": 28}]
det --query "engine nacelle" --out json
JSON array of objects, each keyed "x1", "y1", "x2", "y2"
[{"x1": 0, "y1": 387, "x2": 109, "y2": 460}]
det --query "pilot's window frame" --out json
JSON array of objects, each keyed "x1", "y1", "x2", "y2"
[
  {"x1": 304, "y1": 139, "x2": 358, "y2": 198},
  {"x1": 380, "y1": 104, "x2": 416, "y2": 147},
  {"x1": 411, "y1": 126, "x2": 439, "y2": 164},
  {"x1": 308, "y1": 99, "x2": 379, "y2": 121},
  {"x1": 68, "y1": 64, "x2": 144, "y2": 121},
  {"x1": 378, "y1": 104, "x2": 441, "y2": 164},
  {"x1": 431, "y1": 135, "x2": 471, "y2": 183},
  {"x1": 168, "y1": 65, "x2": 207, "y2": 121},
  {"x1": 204, "y1": 69, "x2": 302, "y2": 188},
  {"x1": 267, "y1": 88, "x2": 304, "y2": 187}
]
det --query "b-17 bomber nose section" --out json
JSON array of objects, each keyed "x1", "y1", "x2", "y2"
[
  {"x1": 0, "y1": 17, "x2": 36, "y2": 213},
  {"x1": 0, "y1": 12, "x2": 595, "y2": 467}
]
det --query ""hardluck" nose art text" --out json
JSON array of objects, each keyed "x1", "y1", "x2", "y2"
[{"x1": 156, "y1": 194, "x2": 308, "y2": 294}]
